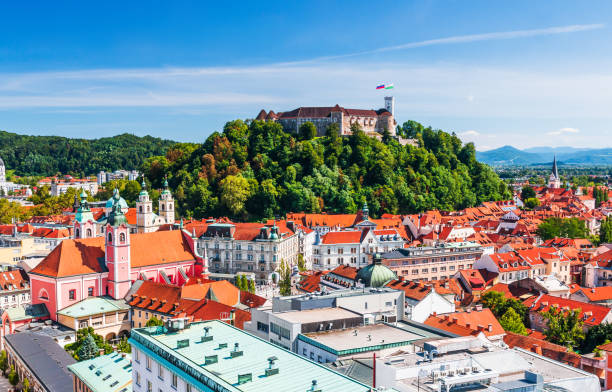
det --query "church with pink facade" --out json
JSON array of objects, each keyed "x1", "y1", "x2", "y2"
[{"x1": 29, "y1": 189, "x2": 207, "y2": 321}]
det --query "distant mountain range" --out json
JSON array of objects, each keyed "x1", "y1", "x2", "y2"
[{"x1": 476, "y1": 146, "x2": 612, "y2": 166}]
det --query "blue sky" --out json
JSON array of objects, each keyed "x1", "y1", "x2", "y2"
[{"x1": 1, "y1": 1, "x2": 611, "y2": 150}]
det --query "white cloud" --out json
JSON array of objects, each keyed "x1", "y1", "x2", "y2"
[
  {"x1": 291, "y1": 24, "x2": 605, "y2": 63},
  {"x1": 546, "y1": 127, "x2": 580, "y2": 135},
  {"x1": 460, "y1": 130, "x2": 480, "y2": 137}
]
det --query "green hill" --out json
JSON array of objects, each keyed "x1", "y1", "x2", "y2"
[
  {"x1": 0, "y1": 131, "x2": 176, "y2": 176},
  {"x1": 141, "y1": 119, "x2": 512, "y2": 220}
]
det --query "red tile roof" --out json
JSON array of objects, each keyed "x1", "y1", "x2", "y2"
[
  {"x1": 503, "y1": 332, "x2": 580, "y2": 367},
  {"x1": 30, "y1": 230, "x2": 197, "y2": 278},
  {"x1": 523, "y1": 294, "x2": 612, "y2": 327},
  {"x1": 321, "y1": 231, "x2": 363, "y2": 245}
]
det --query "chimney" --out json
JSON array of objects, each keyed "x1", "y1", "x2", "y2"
[
  {"x1": 475, "y1": 304, "x2": 483, "y2": 311},
  {"x1": 432, "y1": 312, "x2": 437, "y2": 317},
  {"x1": 532, "y1": 344, "x2": 542, "y2": 355},
  {"x1": 466, "y1": 323, "x2": 471, "y2": 329}
]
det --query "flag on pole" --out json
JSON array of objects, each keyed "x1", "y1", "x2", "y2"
[{"x1": 376, "y1": 83, "x2": 394, "y2": 90}]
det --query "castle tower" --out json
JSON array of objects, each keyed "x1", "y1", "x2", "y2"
[
  {"x1": 136, "y1": 179, "x2": 155, "y2": 233},
  {"x1": 548, "y1": 155, "x2": 561, "y2": 189},
  {"x1": 74, "y1": 190, "x2": 96, "y2": 239},
  {"x1": 384, "y1": 96, "x2": 395, "y2": 117},
  {"x1": 159, "y1": 177, "x2": 175, "y2": 224},
  {"x1": 105, "y1": 194, "x2": 131, "y2": 299}
]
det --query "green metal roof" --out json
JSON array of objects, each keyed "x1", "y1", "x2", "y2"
[
  {"x1": 355, "y1": 262, "x2": 397, "y2": 288},
  {"x1": 68, "y1": 352, "x2": 132, "y2": 392},
  {"x1": 130, "y1": 320, "x2": 372, "y2": 392},
  {"x1": 57, "y1": 296, "x2": 129, "y2": 319},
  {"x1": 4, "y1": 303, "x2": 49, "y2": 322}
]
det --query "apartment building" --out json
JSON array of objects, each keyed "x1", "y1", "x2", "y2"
[
  {"x1": 194, "y1": 220, "x2": 298, "y2": 284},
  {"x1": 381, "y1": 242, "x2": 483, "y2": 281}
]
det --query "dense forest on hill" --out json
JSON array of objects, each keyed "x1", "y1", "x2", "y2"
[
  {"x1": 0, "y1": 131, "x2": 175, "y2": 176},
  {"x1": 140, "y1": 119, "x2": 512, "y2": 220}
]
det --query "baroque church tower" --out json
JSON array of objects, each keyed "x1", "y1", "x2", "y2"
[
  {"x1": 105, "y1": 193, "x2": 131, "y2": 299},
  {"x1": 74, "y1": 191, "x2": 96, "y2": 239},
  {"x1": 136, "y1": 179, "x2": 155, "y2": 233},
  {"x1": 159, "y1": 177, "x2": 175, "y2": 224}
]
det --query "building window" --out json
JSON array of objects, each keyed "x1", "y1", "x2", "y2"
[
  {"x1": 119, "y1": 232, "x2": 126, "y2": 243},
  {"x1": 88, "y1": 287, "x2": 94, "y2": 296},
  {"x1": 134, "y1": 349, "x2": 139, "y2": 362},
  {"x1": 186, "y1": 385, "x2": 192, "y2": 392},
  {"x1": 69, "y1": 290, "x2": 76, "y2": 300},
  {"x1": 108, "y1": 233, "x2": 112, "y2": 243},
  {"x1": 136, "y1": 371, "x2": 141, "y2": 386},
  {"x1": 147, "y1": 380, "x2": 152, "y2": 392},
  {"x1": 146, "y1": 355, "x2": 151, "y2": 371},
  {"x1": 172, "y1": 374, "x2": 178, "y2": 388}
]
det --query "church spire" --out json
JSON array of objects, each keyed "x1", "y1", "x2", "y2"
[{"x1": 552, "y1": 155, "x2": 559, "y2": 179}]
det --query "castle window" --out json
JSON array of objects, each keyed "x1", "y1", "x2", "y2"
[{"x1": 119, "y1": 233, "x2": 126, "y2": 244}]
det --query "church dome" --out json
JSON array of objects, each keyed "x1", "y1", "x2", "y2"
[
  {"x1": 355, "y1": 254, "x2": 397, "y2": 288},
  {"x1": 105, "y1": 189, "x2": 128, "y2": 210}
]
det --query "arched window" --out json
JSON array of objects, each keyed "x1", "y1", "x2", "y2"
[
  {"x1": 139, "y1": 206, "x2": 143, "y2": 213},
  {"x1": 86, "y1": 229, "x2": 92, "y2": 237},
  {"x1": 107, "y1": 233, "x2": 112, "y2": 243},
  {"x1": 147, "y1": 206, "x2": 151, "y2": 212},
  {"x1": 119, "y1": 233, "x2": 126, "y2": 244},
  {"x1": 169, "y1": 204, "x2": 173, "y2": 210},
  {"x1": 38, "y1": 289, "x2": 49, "y2": 301},
  {"x1": 75, "y1": 228, "x2": 80, "y2": 238},
  {"x1": 161, "y1": 204, "x2": 165, "y2": 211}
]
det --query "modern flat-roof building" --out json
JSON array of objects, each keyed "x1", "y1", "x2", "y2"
[
  {"x1": 381, "y1": 242, "x2": 483, "y2": 281},
  {"x1": 4, "y1": 331, "x2": 76, "y2": 392},
  {"x1": 129, "y1": 319, "x2": 374, "y2": 392},
  {"x1": 374, "y1": 335, "x2": 602, "y2": 392},
  {"x1": 297, "y1": 323, "x2": 425, "y2": 364},
  {"x1": 68, "y1": 352, "x2": 132, "y2": 392},
  {"x1": 245, "y1": 288, "x2": 404, "y2": 351}
]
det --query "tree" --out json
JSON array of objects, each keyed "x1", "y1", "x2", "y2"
[
  {"x1": 145, "y1": 316, "x2": 164, "y2": 327},
  {"x1": 278, "y1": 259, "x2": 292, "y2": 296},
  {"x1": 219, "y1": 174, "x2": 252, "y2": 216},
  {"x1": 8, "y1": 365, "x2": 18, "y2": 386},
  {"x1": 297, "y1": 254, "x2": 306, "y2": 272},
  {"x1": 581, "y1": 323, "x2": 612, "y2": 353},
  {"x1": 499, "y1": 307, "x2": 527, "y2": 335},
  {"x1": 480, "y1": 291, "x2": 529, "y2": 326},
  {"x1": 600, "y1": 216, "x2": 612, "y2": 244},
  {"x1": 542, "y1": 307, "x2": 585, "y2": 349},
  {"x1": 524, "y1": 197, "x2": 540, "y2": 209},
  {"x1": 537, "y1": 217, "x2": 589, "y2": 241},
  {"x1": 520, "y1": 186, "x2": 536, "y2": 200},
  {"x1": 77, "y1": 334, "x2": 99, "y2": 361},
  {"x1": 299, "y1": 122, "x2": 317, "y2": 140},
  {"x1": 248, "y1": 279, "x2": 255, "y2": 294},
  {"x1": 117, "y1": 337, "x2": 132, "y2": 354},
  {"x1": 23, "y1": 377, "x2": 30, "y2": 392},
  {"x1": 0, "y1": 350, "x2": 7, "y2": 373}
]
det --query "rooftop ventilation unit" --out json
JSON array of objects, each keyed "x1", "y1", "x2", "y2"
[
  {"x1": 265, "y1": 356, "x2": 279, "y2": 376},
  {"x1": 218, "y1": 342, "x2": 228, "y2": 349},
  {"x1": 237, "y1": 373, "x2": 252, "y2": 384},
  {"x1": 201, "y1": 326, "x2": 213, "y2": 342},
  {"x1": 177, "y1": 339, "x2": 190, "y2": 349},
  {"x1": 308, "y1": 380, "x2": 322, "y2": 392},
  {"x1": 230, "y1": 342, "x2": 243, "y2": 358},
  {"x1": 204, "y1": 355, "x2": 218, "y2": 365}
]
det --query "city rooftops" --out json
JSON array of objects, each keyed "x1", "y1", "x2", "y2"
[
  {"x1": 382, "y1": 242, "x2": 482, "y2": 259},
  {"x1": 129, "y1": 319, "x2": 372, "y2": 392},
  {"x1": 299, "y1": 324, "x2": 424, "y2": 356},
  {"x1": 67, "y1": 352, "x2": 132, "y2": 392},
  {"x1": 290, "y1": 286, "x2": 399, "y2": 302},
  {"x1": 272, "y1": 307, "x2": 361, "y2": 324}
]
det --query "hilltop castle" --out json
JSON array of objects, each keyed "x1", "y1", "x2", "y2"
[{"x1": 256, "y1": 96, "x2": 397, "y2": 138}]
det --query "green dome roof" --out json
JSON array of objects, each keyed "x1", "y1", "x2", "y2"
[
  {"x1": 108, "y1": 202, "x2": 127, "y2": 226},
  {"x1": 105, "y1": 189, "x2": 128, "y2": 210},
  {"x1": 356, "y1": 255, "x2": 397, "y2": 288}
]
